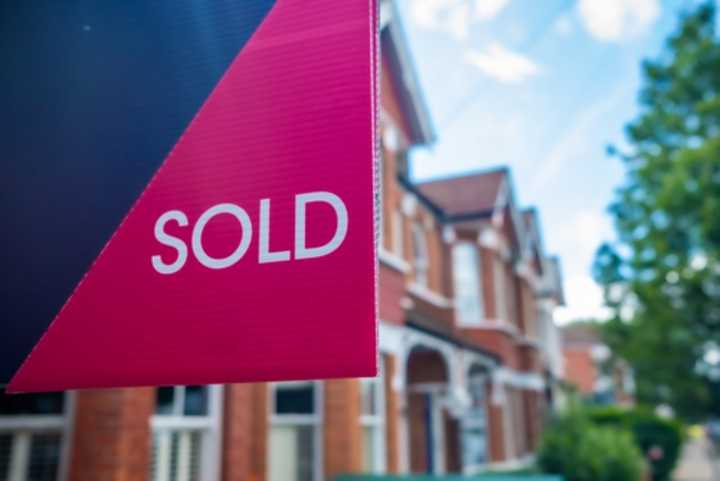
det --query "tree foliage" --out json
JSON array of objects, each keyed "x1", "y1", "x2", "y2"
[{"x1": 593, "y1": 2, "x2": 720, "y2": 420}]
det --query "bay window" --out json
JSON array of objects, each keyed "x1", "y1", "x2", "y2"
[
  {"x1": 269, "y1": 382, "x2": 322, "y2": 481},
  {"x1": 360, "y1": 362, "x2": 385, "y2": 473},
  {"x1": 151, "y1": 385, "x2": 221, "y2": 481},
  {"x1": 452, "y1": 243, "x2": 484, "y2": 325},
  {"x1": 493, "y1": 257, "x2": 509, "y2": 322},
  {"x1": 0, "y1": 391, "x2": 67, "y2": 481},
  {"x1": 461, "y1": 371, "x2": 489, "y2": 472},
  {"x1": 412, "y1": 223, "x2": 429, "y2": 286}
]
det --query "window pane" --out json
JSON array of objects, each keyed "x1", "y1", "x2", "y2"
[
  {"x1": 453, "y1": 243, "x2": 483, "y2": 324},
  {"x1": 183, "y1": 386, "x2": 208, "y2": 416},
  {"x1": 269, "y1": 426, "x2": 314, "y2": 481},
  {"x1": 167, "y1": 431, "x2": 201, "y2": 481},
  {"x1": 296, "y1": 426, "x2": 314, "y2": 481},
  {"x1": 0, "y1": 434, "x2": 11, "y2": 481},
  {"x1": 412, "y1": 224, "x2": 428, "y2": 286},
  {"x1": 0, "y1": 390, "x2": 64, "y2": 415},
  {"x1": 274, "y1": 385, "x2": 314, "y2": 415},
  {"x1": 362, "y1": 426, "x2": 375, "y2": 472},
  {"x1": 494, "y1": 259, "x2": 508, "y2": 321},
  {"x1": 188, "y1": 432, "x2": 202, "y2": 481},
  {"x1": 360, "y1": 380, "x2": 377, "y2": 416},
  {"x1": 150, "y1": 434, "x2": 160, "y2": 481},
  {"x1": 462, "y1": 426, "x2": 488, "y2": 466},
  {"x1": 27, "y1": 433, "x2": 61, "y2": 481},
  {"x1": 156, "y1": 387, "x2": 175, "y2": 415},
  {"x1": 169, "y1": 433, "x2": 179, "y2": 481}
]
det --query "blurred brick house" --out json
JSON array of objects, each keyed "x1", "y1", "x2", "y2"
[
  {"x1": 0, "y1": 2, "x2": 566, "y2": 480},
  {"x1": 562, "y1": 323, "x2": 635, "y2": 406}
]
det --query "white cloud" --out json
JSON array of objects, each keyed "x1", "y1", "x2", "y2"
[
  {"x1": 554, "y1": 209, "x2": 613, "y2": 278},
  {"x1": 552, "y1": 210, "x2": 614, "y2": 324},
  {"x1": 578, "y1": 0, "x2": 660, "y2": 42},
  {"x1": 474, "y1": 0, "x2": 511, "y2": 21},
  {"x1": 410, "y1": 0, "x2": 510, "y2": 39},
  {"x1": 555, "y1": 275, "x2": 612, "y2": 324},
  {"x1": 464, "y1": 43, "x2": 540, "y2": 84}
]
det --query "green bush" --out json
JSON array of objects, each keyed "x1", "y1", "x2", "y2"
[
  {"x1": 587, "y1": 406, "x2": 684, "y2": 481},
  {"x1": 537, "y1": 410, "x2": 644, "y2": 481}
]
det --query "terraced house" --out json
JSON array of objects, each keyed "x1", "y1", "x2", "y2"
[{"x1": 0, "y1": 2, "x2": 565, "y2": 481}]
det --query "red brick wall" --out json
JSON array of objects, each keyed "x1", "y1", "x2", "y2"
[
  {"x1": 526, "y1": 390, "x2": 546, "y2": 451},
  {"x1": 384, "y1": 355, "x2": 400, "y2": 474},
  {"x1": 69, "y1": 388, "x2": 154, "y2": 481},
  {"x1": 408, "y1": 291, "x2": 455, "y2": 330},
  {"x1": 564, "y1": 347, "x2": 597, "y2": 394},
  {"x1": 486, "y1": 382, "x2": 507, "y2": 462},
  {"x1": 519, "y1": 344, "x2": 542, "y2": 373},
  {"x1": 380, "y1": 53, "x2": 413, "y2": 144},
  {"x1": 324, "y1": 379, "x2": 363, "y2": 479},
  {"x1": 519, "y1": 280, "x2": 537, "y2": 338},
  {"x1": 222, "y1": 383, "x2": 268, "y2": 481},
  {"x1": 462, "y1": 329, "x2": 520, "y2": 369},
  {"x1": 480, "y1": 247, "x2": 498, "y2": 319},
  {"x1": 250, "y1": 384, "x2": 269, "y2": 480},
  {"x1": 379, "y1": 263, "x2": 406, "y2": 325}
]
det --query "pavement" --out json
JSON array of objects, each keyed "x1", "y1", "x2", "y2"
[{"x1": 673, "y1": 438, "x2": 720, "y2": 481}]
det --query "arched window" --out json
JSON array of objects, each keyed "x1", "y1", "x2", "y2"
[
  {"x1": 452, "y1": 243, "x2": 484, "y2": 325},
  {"x1": 412, "y1": 223, "x2": 429, "y2": 287}
]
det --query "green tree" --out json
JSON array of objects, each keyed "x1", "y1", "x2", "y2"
[{"x1": 594, "y1": 2, "x2": 720, "y2": 420}]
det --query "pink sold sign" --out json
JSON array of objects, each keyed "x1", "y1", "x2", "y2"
[{"x1": 7, "y1": 0, "x2": 378, "y2": 392}]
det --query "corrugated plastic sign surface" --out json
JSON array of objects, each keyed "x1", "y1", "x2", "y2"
[{"x1": 1, "y1": 0, "x2": 378, "y2": 391}]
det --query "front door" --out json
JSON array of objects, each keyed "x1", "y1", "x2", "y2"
[{"x1": 408, "y1": 388, "x2": 446, "y2": 474}]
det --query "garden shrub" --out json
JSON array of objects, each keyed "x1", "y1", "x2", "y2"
[
  {"x1": 587, "y1": 406, "x2": 684, "y2": 481},
  {"x1": 537, "y1": 410, "x2": 645, "y2": 481}
]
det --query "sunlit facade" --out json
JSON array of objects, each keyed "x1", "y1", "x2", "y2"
[{"x1": 0, "y1": 2, "x2": 566, "y2": 480}]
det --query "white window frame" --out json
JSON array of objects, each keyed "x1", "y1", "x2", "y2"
[
  {"x1": 151, "y1": 385, "x2": 223, "y2": 481},
  {"x1": 412, "y1": 222, "x2": 429, "y2": 287},
  {"x1": 268, "y1": 382, "x2": 323, "y2": 481},
  {"x1": 453, "y1": 242, "x2": 485, "y2": 326},
  {"x1": 0, "y1": 392, "x2": 71, "y2": 481},
  {"x1": 360, "y1": 362, "x2": 386, "y2": 474}
]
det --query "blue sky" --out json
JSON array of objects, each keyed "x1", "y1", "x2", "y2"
[{"x1": 396, "y1": 0, "x2": 710, "y2": 323}]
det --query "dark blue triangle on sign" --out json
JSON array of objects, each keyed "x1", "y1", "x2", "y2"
[{"x1": 0, "y1": 0, "x2": 278, "y2": 383}]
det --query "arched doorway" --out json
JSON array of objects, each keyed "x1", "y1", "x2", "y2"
[{"x1": 406, "y1": 346, "x2": 449, "y2": 474}]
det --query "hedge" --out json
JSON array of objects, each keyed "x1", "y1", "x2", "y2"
[
  {"x1": 537, "y1": 410, "x2": 645, "y2": 481},
  {"x1": 586, "y1": 406, "x2": 684, "y2": 481}
]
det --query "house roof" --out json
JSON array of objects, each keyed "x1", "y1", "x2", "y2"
[
  {"x1": 416, "y1": 167, "x2": 507, "y2": 218},
  {"x1": 562, "y1": 323, "x2": 600, "y2": 346},
  {"x1": 380, "y1": 0, "x2": 435, "y2": 145}
]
